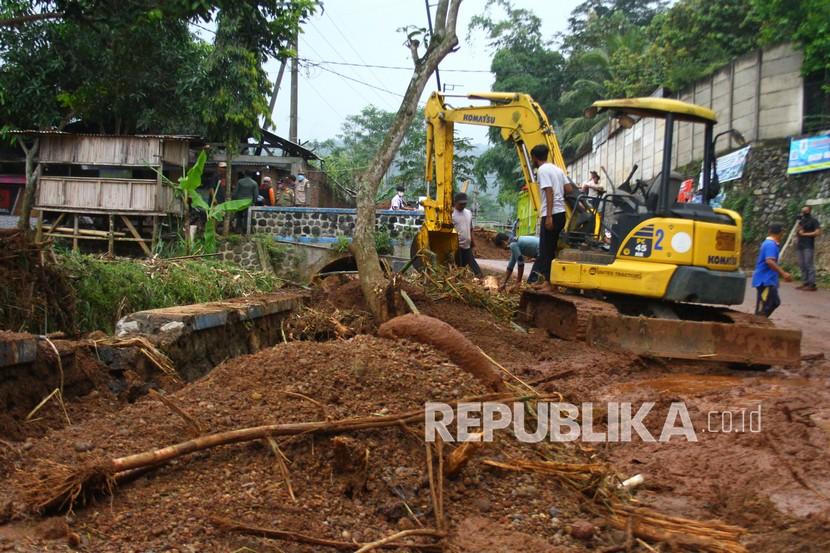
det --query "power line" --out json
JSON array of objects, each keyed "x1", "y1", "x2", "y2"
[
  {"x1": 307, "y1": 19, "x2": 396, "y2": 110},
  {"x1": 300, "y1": 35, "x2": 380, "y2": 108},
  {"x1": 323, "y1": 10, "x2": 397, "y2": 93},
  {"x1": 299, "y1": 58, "x2": 492, "y2": 74},
  {"x1": 309, "y1": 63, "x2": 405, "y2": 98}
]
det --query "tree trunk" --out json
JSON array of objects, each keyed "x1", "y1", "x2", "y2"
[
  {"x1": 352, "y1": 0, "x2": 462, "y2": 321},
  {"x1": 17, "y1": 138, "x2": 40, "y2": 235},
  {"x1": 223, "y1": 141, "x2": 235, "y2": 236}
]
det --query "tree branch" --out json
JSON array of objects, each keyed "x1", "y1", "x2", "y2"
[
  {"x1": 0, "y1": 11, "x2": 62, "y2": 27},
  {"x1": 433, "y1": 0, "x2": 450, "y2": 35}
]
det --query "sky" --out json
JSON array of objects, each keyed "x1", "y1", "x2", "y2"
[{"x1": 267, "y1": 0, "x2": 582, "y2": 147}]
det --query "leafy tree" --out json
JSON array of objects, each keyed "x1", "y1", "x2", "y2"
[{"x1": 751, "y1": 0, "x2": 830, "y2": 90}]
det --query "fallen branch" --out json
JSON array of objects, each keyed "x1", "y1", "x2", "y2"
[
  {"x1": 210, "y1": 517, "x2": 443, "y2": 551},
  {"x1": 149, "y1": 389, "x2": 202, "y2": 437},
  {"x1": 19, "y1": 392, "x2": 546, "y2": 512},
  {"x1": 445, "y1": 432, "x2": 483, "y2": 478},
  {"x1": 266, "y1": 437, "x2": 296, "y2": 502},
  {"x1": 353, "y1": 528, "x2": 444, "y2": 553}
]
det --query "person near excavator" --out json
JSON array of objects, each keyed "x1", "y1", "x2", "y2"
[
  {"x1": 528, "y1": 144, "x2": 572, "y2": 288},
  {"x1": 452, "y1": 192, "x2": 482, "y2": 277},
  {"x1": 494, "y1": 232, "x2": 539, "y2": 290},
  {"x1": 753, "y1": 223, "x2": 792, "y2": 318}
]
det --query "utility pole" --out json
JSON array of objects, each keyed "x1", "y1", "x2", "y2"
[
  {"x1": 289, "y1": 30, "x2": 299, "y2": 143},
  {"x1": 267, "y1": 59, "x2": 287, "y2": 130}
]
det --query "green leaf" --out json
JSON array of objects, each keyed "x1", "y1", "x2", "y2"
[
  {"x1": 213, "y1": 198, "x2": 252, "y2": 213},
  {"x1": 178, "y1": 150, "x2": 207, "y2": 193},
  {"x1": 189, "y1": 190, "x2": 210, "y2": 211}
]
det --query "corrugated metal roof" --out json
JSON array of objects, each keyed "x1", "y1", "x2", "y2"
[{"x1": 8, "y1": 130, "x2": 201, "y2": 141}]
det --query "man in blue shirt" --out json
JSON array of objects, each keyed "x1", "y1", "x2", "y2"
[
  {"x1": 753, "y1": 223, "x2": 792, "y2": 317},
  {"x1": 495, "y1": 232, "x2": 540, "y2": 290}
]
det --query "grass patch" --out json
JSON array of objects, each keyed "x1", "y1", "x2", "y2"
[{"x1": 55, "y1": 254, "x2": 281, "y2": 334}]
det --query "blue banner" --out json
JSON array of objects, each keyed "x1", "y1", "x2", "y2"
[{"x1": 788, "y1": 133, "x2": 830, "y2": 175}]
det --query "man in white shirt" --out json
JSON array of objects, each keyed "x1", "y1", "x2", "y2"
[
  {"x1": 390, "y1": 186, "x2": 409, "y2": 210},
  {"x1": 451, "y1": 192, "x2": 482, "y2": 277},
  {"x1": 529, "y1": 144, "x2": 572, "y2": 287},
  {"x1": 581, "y1": 170, "x2": 604, "y2": 206}
]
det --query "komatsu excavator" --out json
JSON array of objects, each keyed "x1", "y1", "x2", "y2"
[{"x1": 414, "y1": 91, "x2": 801, "y2": 366}]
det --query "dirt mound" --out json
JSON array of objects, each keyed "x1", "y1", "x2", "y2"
[
  {"x1": 0, "y1": 336, "x2": 614, "y2": 552},
  {"x1": 472, "y1": 227, "x2": 510, "y2": 260},
  {"x1": 0, "y1": 231, "x2": 77, "y2": 334}
]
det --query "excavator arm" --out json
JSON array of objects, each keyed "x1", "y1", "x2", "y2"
[{"x1": 414, "y1": 91, "x2": 568, "y2": 266}]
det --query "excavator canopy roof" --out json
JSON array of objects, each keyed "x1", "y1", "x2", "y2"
[{"x1": 588, "y1": 98, "x2": 717, "y2": 124}]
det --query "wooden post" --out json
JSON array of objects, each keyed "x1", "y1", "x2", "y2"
[
  {"x1": 152, "y1": 216, "x2": 159, "y2": 252},
  {"x1": 72, "y1": 214, "x2": 79, "y2": 252},
  {"x1": 121, "y1": 214, "x2": 152, "y2": 257},
  {"x1": 107, "y1": 214, "x2": 115, "y2": 257}
]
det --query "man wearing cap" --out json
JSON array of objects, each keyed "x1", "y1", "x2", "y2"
[
  {"x1": 753, "y1": 222, "x2": 792, "y2": 318},
  {"x1": 452, "y1": 192, "x2": 482, "y2": 277},
  {"x1": 295, "y1": 173, "x2": 309, "y2": 206}
]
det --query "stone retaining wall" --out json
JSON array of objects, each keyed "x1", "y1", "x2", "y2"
[{"x1": 249, "y1": 207, "x2": 423, "y2": 244}]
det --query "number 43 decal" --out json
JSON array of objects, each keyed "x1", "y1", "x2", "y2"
[{"x1": 654, "y1": 229, "x2": 665, "y2": 251}]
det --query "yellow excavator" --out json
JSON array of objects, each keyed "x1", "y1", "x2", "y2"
[{"x1": 413, "y1": 91, "x2": 801, "y2": 367}]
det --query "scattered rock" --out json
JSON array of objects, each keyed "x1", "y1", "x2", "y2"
[
  {"x1": 73, "y1": 441, "x2": 94, "y2": 453},
  {"x1": 160, "y1": 321, "x2": 185, "y2": 333},
  {"x1": 569, "y1": 519, "x2": 595, "y2": 540},
  {"x1": 514, "y1": 484, "x2": 538, "y2": 498},
  {"x1": 472, "y1": 497, "x2": 492, "y2": 512}
]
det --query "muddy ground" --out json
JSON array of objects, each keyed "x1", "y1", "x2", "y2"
[{"x1": 1, "y1": 277, "x2": 829, "y2": 552}]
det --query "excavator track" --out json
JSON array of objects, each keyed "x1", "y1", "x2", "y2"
[{"x1": 519, "y1": 289, "x2": 802, "y2": 367}]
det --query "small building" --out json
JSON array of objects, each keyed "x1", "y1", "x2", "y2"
[{"x1": 12, "y1": 131, "x2": 200, "y2": 255}]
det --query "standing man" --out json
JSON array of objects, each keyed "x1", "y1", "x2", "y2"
[
  {"x1": 753, "y1": 223, "x2": 792, "y2": 318},
  {"x1": 796, "y1": 205, "x2": 821, "y2": 291},
  {"x1": 276, "y1": 178, "x2": 295, "y2": 206},
  {"x1": 295, "y1": 173, "x2": 309, "y2": 206},
  {"x1": 528, "y1": 144, "x2": 571, "y2": 288},
  {"x1": 260, "y1": 176, "x2": 276, "y2": 206},
  {"x1": 233, "y1": 171, "x2": 258, "y2": 232},
  {"x1": 494, "y1": 232, "x2": 539, "y2": 289},
  {"x1": 452, "y1": 192, "x2": 482, "y2": 277}
]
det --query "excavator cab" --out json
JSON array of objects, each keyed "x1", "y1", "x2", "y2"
[{"x1": 521, "y1": 97, "x2": 801, "y2": 366}]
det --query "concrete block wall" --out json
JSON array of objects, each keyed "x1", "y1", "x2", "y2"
[
  {"x1": 568, "y1": 43, "x2": 805, "y2": 186},
  {"x1": 249, "y1": 207, "x2": 424, "y2": 245}
]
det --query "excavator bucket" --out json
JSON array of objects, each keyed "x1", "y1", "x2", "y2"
[
  {"x1": 410, "y1": 224, "x2": 458, "y2": 269},
  {"x1": 519, "y1": 291, "x2": 802, "y2": 367}
]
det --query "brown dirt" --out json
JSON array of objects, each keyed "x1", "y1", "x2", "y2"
[
  {"x1": 1, "y1": 274, "x2": 829, "y2": 552},
  {"x1": 472, "y1": 227, "x2": 510, "y2": 261}
]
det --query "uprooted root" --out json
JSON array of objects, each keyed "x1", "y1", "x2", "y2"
[
  {"x1": 286, "y1": 306, "x2": 374, "y2": 341},
  {"x1": 378, "y1": 313, "x2": 506, "y2": 392},
  {"x1": 16, "y1": 459, "x2": 117, "y2": 513}
]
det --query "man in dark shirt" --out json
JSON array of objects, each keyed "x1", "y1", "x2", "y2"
[
  {"x1": 233, "y1": 171, "x2": 258, "y2": 233},
  {"x1": 796, "y1": 205, "x2": 821, "y2": 291}
]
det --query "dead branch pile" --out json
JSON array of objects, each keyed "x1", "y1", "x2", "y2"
[
  {"x1": 408, "y1": 266, "x2": 517, "y2": 321},
  {"x1": 90, "y1": 335, "x2": 179, "y2": 381},
  {"x1": 286, "y1": 306, "x2": 374, "y2": 341}
]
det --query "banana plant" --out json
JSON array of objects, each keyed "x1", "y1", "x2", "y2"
[{"x1": 174, "y1": 150, "x2": 251, "y2": 254}]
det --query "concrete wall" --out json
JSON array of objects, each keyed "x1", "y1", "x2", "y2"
[
  {"x1": 569, "y1": 43, "x2": 804, "y2": 185},
  {"x1": 223, "y1": 207, "x2": 426, "y2": 279}
]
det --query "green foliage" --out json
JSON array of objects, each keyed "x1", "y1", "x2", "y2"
[
  {"x1": 333, "y1": 235, "x2": 351, "y2": 254},
  {"x1": 55, "y1": 254, "x2": 280, "y2": 333},
  {"x1": 751, "y1": 0, "x2": 830, "y2": 89},
  {"x1": 374, "y1": 228, "x2": 393, "y2": 256},
  {"x1": 312, "y1": 105, "x2": 477, "y2": 201}
]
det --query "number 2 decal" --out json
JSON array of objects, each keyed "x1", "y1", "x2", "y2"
[{"x1": 654, "y1": 229, "x2": 665, "y2": 251}]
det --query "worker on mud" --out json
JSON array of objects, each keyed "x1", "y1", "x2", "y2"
[
  {"x1": 494, "y1": 232, "x2": 539, "y2": 290},
  {"x1": 753, "y1": 223, "x2": 792, "y2": 318},
  {"x1": 528, "y1": 144, "x2": 572, "y2": 288},
  {"x1": 452, "y1": 192, "x2": 482, "y2": 277},
  {"x1": 796, "y1": 205, "x2": 821, "y2": 292}
]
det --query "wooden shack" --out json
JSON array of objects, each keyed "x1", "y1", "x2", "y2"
[{"x1": 20, "y1": 131, "x2": 199, "y2": 255}]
